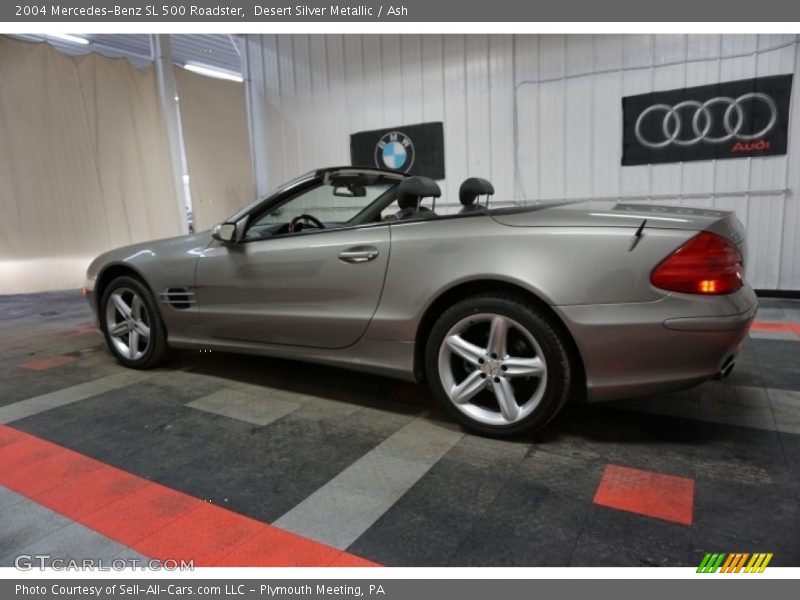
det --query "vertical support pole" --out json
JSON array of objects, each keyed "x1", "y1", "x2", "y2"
[
  {"x1": 240, "y1": 34, "x2": 261, "y2": 201},
  {"x1": 242, "y1": 34, "x2": 273, "y2": 198},
  {"x1": 152, "y1": 34, "x2": 190, "y2": 233}
]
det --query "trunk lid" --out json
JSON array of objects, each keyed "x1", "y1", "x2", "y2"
[{"x1": 491, "y1": 200, "x2": 746, "y2": 251}]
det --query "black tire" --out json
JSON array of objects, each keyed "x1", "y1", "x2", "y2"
[
  {"x1": 425, "y1": 293, "x2": 572, "y2": 438},
  {"x1": 100, "y1": 275, "x2": 170, "y2": 369}
]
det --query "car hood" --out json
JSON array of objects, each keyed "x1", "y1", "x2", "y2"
[{"x1": 86, "y1": 231, "x2": 213, "y2": 279}]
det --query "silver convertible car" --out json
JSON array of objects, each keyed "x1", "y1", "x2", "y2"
[{"x1": 84, "y1": 166, "x2": 756, "y2": 437}]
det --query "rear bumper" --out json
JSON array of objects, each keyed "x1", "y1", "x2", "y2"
[{"x1": 556, "y1": 285, "x2": 757, "y2": 402}]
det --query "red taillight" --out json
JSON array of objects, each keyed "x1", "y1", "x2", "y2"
[{"x1": 650, "y1": 231, "x2": 744, "y2": 295}]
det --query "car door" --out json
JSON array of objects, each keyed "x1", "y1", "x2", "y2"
[
  {"x1": 194, "y1": 176, "x2": 394, "y2": 349},
  {"x1": 195, "y1": 227, "x2": 390, "y2": 349}
]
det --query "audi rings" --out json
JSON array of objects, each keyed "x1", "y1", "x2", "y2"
[{"x1": 634, "y1": 93, "x2": 778, "y2": 149}]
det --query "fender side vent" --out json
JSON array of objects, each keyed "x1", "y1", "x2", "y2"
[{"x1": 159, "y1": 287, "x2": 195, "y2": 310}]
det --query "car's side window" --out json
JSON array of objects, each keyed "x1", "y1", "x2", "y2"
[{"x1": 243, "y1": 176, "x2": 398, "y2": 241}]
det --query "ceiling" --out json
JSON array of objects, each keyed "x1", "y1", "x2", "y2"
[{"x1": 7, "y1": 34, "x2": 242, "y2": 74}]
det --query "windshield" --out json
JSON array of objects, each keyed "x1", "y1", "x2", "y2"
[
  {"x1": 227, "y1": 170, "x2": 318, "y2": 224},
  {"x1": 243, "y1": 175, "x2": 400, "y2": 241}
]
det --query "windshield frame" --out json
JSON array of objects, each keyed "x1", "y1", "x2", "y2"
[{"x1": 237, "y1": 169, "x2": 405, "y2": 242}]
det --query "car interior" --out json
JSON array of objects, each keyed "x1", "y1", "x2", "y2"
[{"x1": 242, "y1": 173, "x2": 493, "y2": 242}]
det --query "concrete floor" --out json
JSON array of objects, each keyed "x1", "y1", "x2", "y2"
[{"x1": 0, "y1": 290, "x2": 799, "y2": 567}]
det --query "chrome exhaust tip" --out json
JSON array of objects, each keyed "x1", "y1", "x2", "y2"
[{"x1": 715, "y1": 356, "x2": 736, "y2": 380}]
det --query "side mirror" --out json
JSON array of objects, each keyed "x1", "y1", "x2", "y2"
[{"x1": 212, "y1": 222, "x2": 237, "y2": 242}]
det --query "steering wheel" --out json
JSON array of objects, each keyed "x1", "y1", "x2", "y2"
[{"x1": 289, "y1": 214, "x2": 326, "y2": 233}]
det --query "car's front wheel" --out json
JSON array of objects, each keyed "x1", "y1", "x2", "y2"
[
  {"x1": 100, "y1": 275, "x2": 169, "y2": 369},
  {"x1": 425, "y1": 293, "x2": 572, "y2": 437}
]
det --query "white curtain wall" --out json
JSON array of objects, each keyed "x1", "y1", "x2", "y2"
[
  {"x1": 0, "y1": 36, "x2": 183, "y2": 294},
  {"x1": 176, "y1": 67, "x2": 255, "y2": 232}
]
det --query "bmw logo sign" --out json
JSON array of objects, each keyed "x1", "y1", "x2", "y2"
[{"x1": 375, "y1": 131, "x2": 415, "y2": 172}]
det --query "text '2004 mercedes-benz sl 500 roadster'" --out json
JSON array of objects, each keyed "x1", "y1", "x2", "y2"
[{"x1": 84, "y1": 166, "x2": 756, "y2": 437}]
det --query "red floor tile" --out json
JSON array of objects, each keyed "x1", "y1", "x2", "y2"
[
  {"x1": 0, "y1": 426, "x2": 24, "y2": 448},
  {"x1": 19, "y1": 355, "x2": 77, "y2": 371},
  {"x1": 78, "y1": 482, "x2": 204, "y2": 544},
  {"x1": 0, "y1": 450, "x2": 104, "y2": 496},
  {"x1": 593, "y1": 464, "x2": 695, "y2": 525},
  {"x1": 0, "y1": 425, "x2": 381, "y2": 567},
  {"x1": 135, "y1": 502, "x2": 265, "y2": 566},
  {"x1": 31, "y1": 464, "x2": 149, "y2": 518},
  {"x1": 0, "y1": 437, "x2": 60, "y2": 475},
  {"x1": 213, "y1": 528, "x2": 344, "y2": 567},
  {"x1": 750, "y1": 320, "x2": 800, "y2": 338}
]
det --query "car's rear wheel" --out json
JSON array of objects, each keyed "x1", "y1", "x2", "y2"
[
  {"x1": 100, "y1": 275, "x2": 169, "y2": 369},
  {"x1": 425, "y1": 293, "x2": 572, "y2": 437}
]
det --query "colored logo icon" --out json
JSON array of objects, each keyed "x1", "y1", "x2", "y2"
[
  {"x1": 375, "y1": 131, "x2": 415, "y2": 172},
  {"x1": 697, "y1": 552, "x2": 773, "y2": 573}
]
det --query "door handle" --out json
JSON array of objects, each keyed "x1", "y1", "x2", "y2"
[{"x1": 338, "y1": 246, "x2": 379, "y2": 263}]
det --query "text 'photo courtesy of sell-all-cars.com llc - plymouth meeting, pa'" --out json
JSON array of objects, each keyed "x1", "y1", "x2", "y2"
[{"x1": 83, "y1": 164, "x2": 755, "y2": 438}]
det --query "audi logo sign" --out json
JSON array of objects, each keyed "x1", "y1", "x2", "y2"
[
  {"x1": 635, "y1": 94, "x2": 778, "y2": 148},
  {"x1": 622, "y1": 74, "x2": 792, "y2": 166}
]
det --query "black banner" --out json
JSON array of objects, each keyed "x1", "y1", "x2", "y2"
[
  {"x1": 350, "y1": 122, "x2": 445, "y2": 179},
  {"x1": 622, "y1": 74, "x2": 793, "y2": 166},
  {"x1": 7, "y1": 0, "x2": 800, "y2": 21},
  {"x1": 3, "y1": 579, "x2": 797, "y2": 600}
]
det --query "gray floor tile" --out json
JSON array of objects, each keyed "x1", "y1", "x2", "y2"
[
  {"x1": 750, "y1": 330, "x2": 798, "y2": 341},
  {"x1": 766, "y1": 388, "x2": 800, "y2": 435},
  {"x1": 0, "y1": 371, "x2": 152, "y2": 424},
  {"x1": 187, "y1": 388, "x2": 301, "y2": 426},
  {"x1": 273, "y1": 416, "x2": 463, "y2": 549},
  {"x1": 0, "y1": 496, "x2": 71, "y2": 558},
  {"x1": 0, "y1": 486, "x2": 25, "y2": 512},
  {"x1": 755, "y1": 307, "x2": 788, "y2": 321},
  {"x1": 608, "y1": 382, "x2": 778, "y2": 432},
  {"x1": 694, "y1": 384, "x2": 777, "y2": 431},
  {"x1": 1, "y1": 521, "x2": 131, "y2": 567},
  {"x1": 0, "y1": 486, "x2": 137, "y2": 569}
]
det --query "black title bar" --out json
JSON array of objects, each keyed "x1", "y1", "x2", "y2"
[{"x1": 4, "y1": 0, "x2": 800, "y2": 22}]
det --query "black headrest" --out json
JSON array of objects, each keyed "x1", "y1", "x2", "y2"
[
  {"x1": 397, "y1": 194, "x2": 417, "y2": 210},
  {"x1": 397, "y1": 176, "x2": 441, "y2": 201},
  {"x1": 459, "y1": 178, "x2": 494, "y2": 206}
]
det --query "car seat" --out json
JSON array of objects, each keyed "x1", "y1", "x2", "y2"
[
  {"x1": 459, "y1": 177, "x2": 494, "y2": 214},
  {"x1": 394, "y1": 176, "x2": 442, "y2": 220}
]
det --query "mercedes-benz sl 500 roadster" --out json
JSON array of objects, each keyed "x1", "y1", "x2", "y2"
[{"x1": 84, "y1": 167, "x2": 756, "y2": 436}]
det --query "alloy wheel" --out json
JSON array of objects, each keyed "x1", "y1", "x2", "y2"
[
  {"x1": 437, "y1": 313, "x2": 548, "y2": 426},
  {"x1": 105, "y1": 287, "x2": 152, "y2": 361}
]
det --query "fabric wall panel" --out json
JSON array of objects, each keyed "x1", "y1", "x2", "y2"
[
  {"x1": 0, "y1": 37, "x2": 181, "y2": 294},
  {"x1": 175, "y1": 67, "x2": 255, "y2": 232}
]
